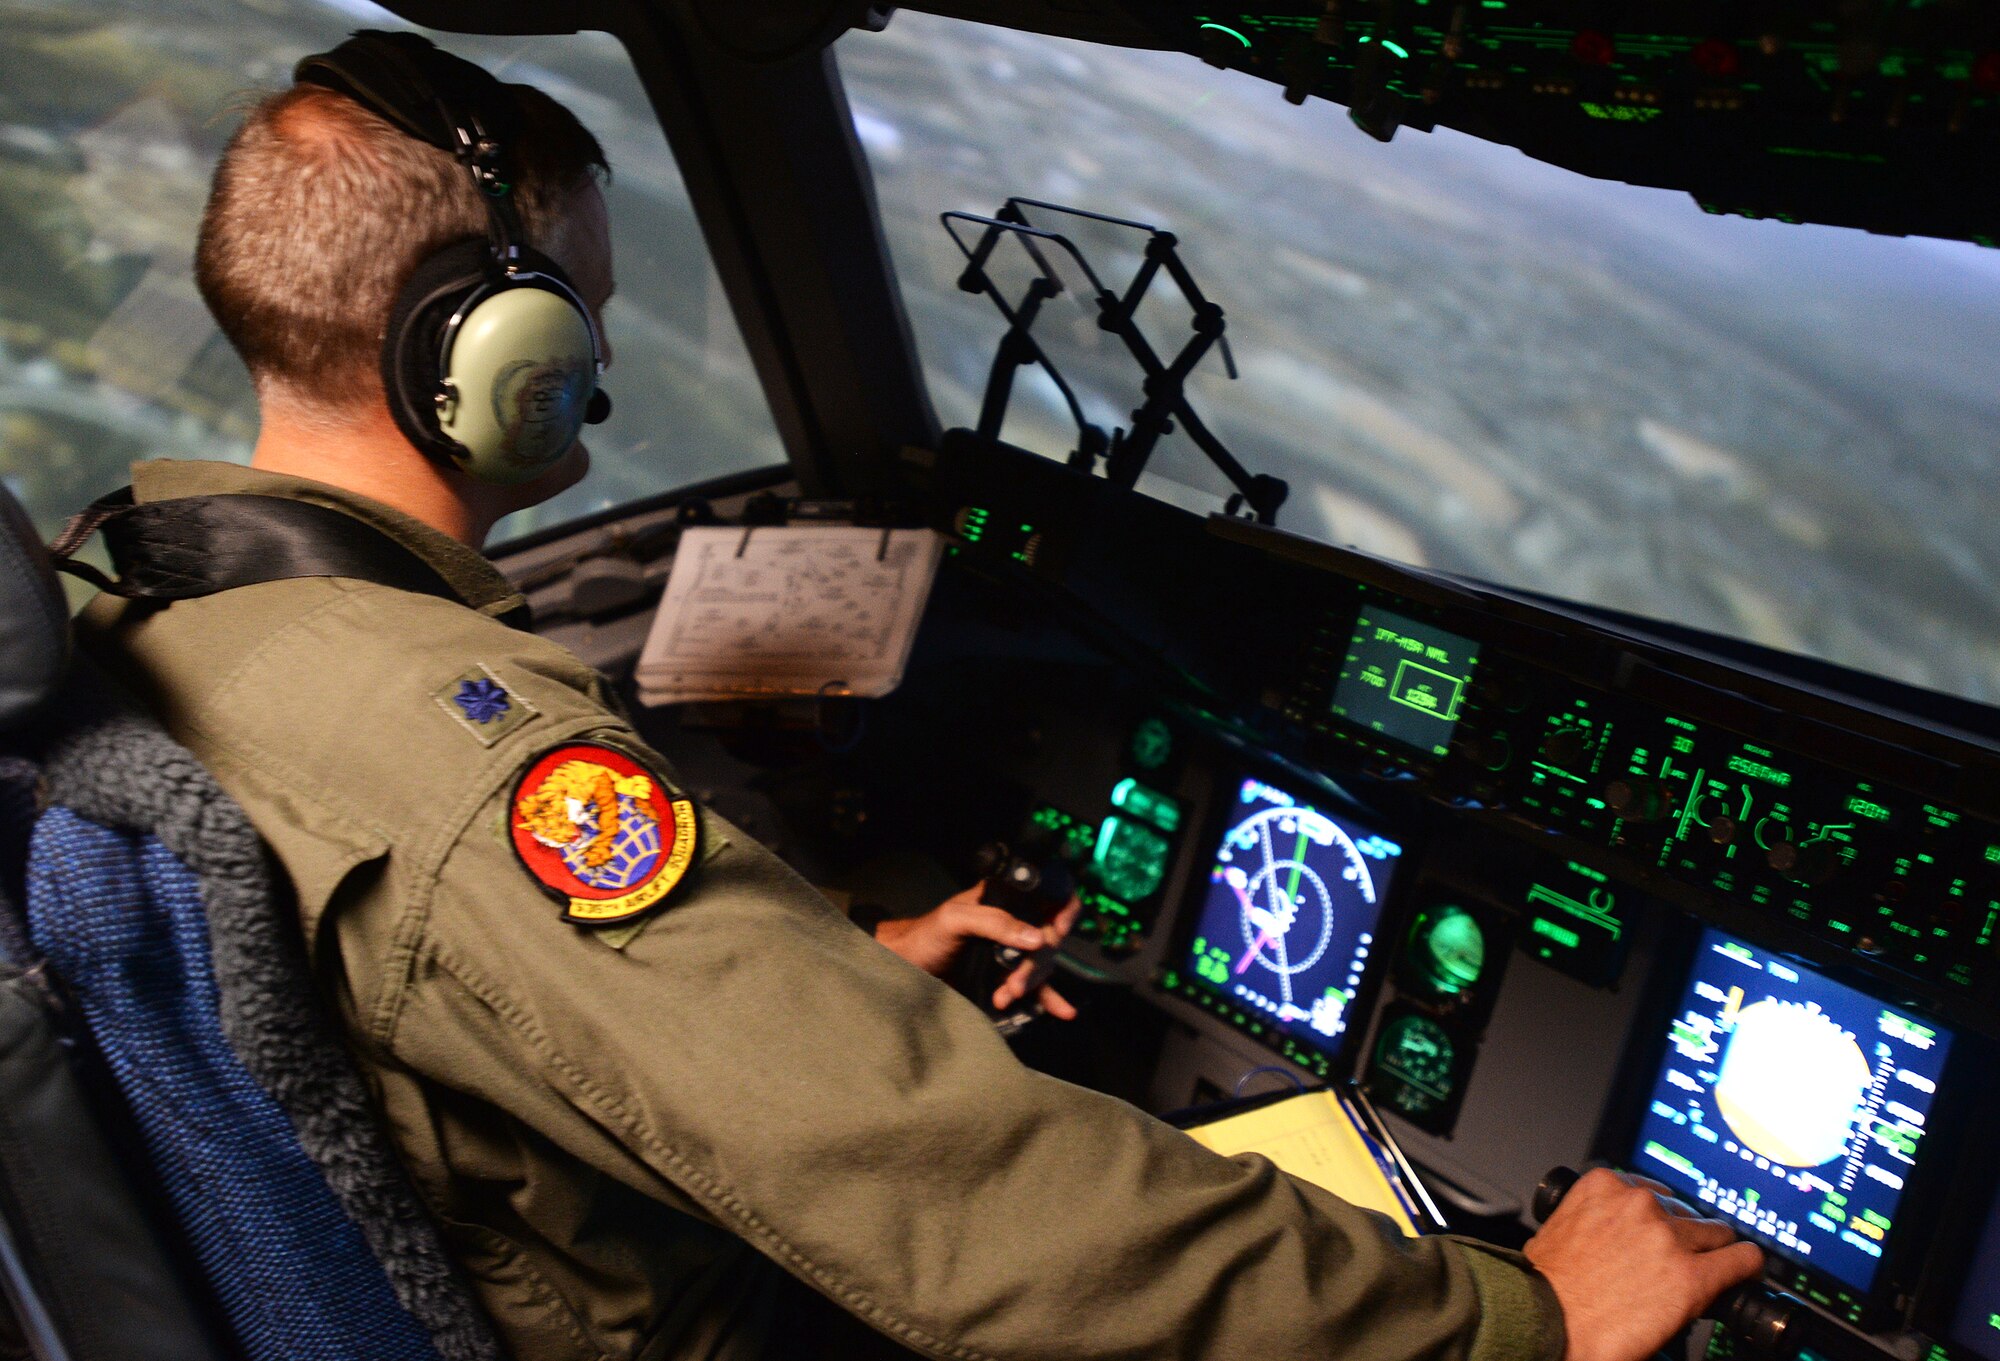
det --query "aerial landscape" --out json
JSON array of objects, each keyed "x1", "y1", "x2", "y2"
[{"x1": 6, "y1": 0, "x2": 2000, "y2": 705}]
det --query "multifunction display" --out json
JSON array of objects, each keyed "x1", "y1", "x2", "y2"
[
  {"x1": 1184, "y1": 778, "x2": 1402, "y2": 1059},
  {"x1": 1632, "y1": 929, "x2": 1954, "y2": 1295},
  {"x1": 1328, "y1": 608, "x2": 1479, "y2": 758}
]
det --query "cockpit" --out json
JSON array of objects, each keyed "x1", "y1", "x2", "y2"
[{"x1": 5, "y1": 2, "x2": 2000, "y2": 1360}]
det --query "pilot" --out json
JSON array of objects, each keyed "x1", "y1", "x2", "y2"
[{"x1": 74, "y1": 31, "x2": 1763, "y2": 1361}]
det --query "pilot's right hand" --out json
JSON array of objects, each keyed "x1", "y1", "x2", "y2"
[
  {"x1": 873, "y1": 887, "x2": 1082, "y2": 1019},
  {"x1": 1522, "y1": 1168, "x2": 1765, "y2": 1361}
]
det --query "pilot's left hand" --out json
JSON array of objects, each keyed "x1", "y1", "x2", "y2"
[{"x1": 873, "y1": 886, "x2": 1082, "y2": 1020}]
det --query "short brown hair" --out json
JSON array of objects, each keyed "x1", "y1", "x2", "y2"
[{"x1": 195, "y1": 79, "x2": 607, "y2": 405}]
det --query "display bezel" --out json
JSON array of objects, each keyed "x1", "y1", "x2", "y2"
[
  {"x1": 1327, "y1": 603, "x2": 1482, "y2": 759},
  {"x1": 1157, "y1": 764, "x2": 1418, "y2": 1082},
  {"x1": 1595, "y1": 922, "x2": 1973, "y2": 1326},
  {"x1": 1907, "y1": 1035, "x2": 2000, "y2": 1361}
]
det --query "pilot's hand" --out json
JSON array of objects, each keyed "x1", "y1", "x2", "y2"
[
  {"x1": 873, "y1": 887, "x2": 1082, "y2": 1020},
  {"x1": 1523, "y1": 1168, "x2": 1764, "y2": 1361}
]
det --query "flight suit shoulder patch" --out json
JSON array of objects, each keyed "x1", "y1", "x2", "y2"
[
  {"x1": 508, "y1": 742, "x2": 698, "y2": 929},
  {"x1": 435, "y1": 663, "x2": 540, "y2": 746}
]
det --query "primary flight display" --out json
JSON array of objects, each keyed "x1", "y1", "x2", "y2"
[{"x1": 1631, "y1": 929, "x2": 1954, "y2": 1295}]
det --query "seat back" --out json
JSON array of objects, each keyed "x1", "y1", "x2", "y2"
[
  {"x1": 0, "y1": 483, "x2": 496, "y2": 1361},
  {"x1": 0, "y1": 486, "x2": 227, "y2": 1361},
  {"x1": 24, "y1": 808, "x2": 443, "y2": 1361}
]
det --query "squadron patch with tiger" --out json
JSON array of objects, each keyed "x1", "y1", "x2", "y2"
[{"x1": 509, "y1": 743, "x2": 698, "y2": 926}]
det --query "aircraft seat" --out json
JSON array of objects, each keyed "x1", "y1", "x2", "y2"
[{"x1": 0, "y1": 483, "x2": 499, "y2": 1361}]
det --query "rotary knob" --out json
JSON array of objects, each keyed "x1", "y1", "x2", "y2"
[
  {"x1": 1456, "y1": 732, "x2": 1513, "y2": 773},
  {"x1": 1604, "y1": 776, "x2": 1675, "y2": 823},
  {"x1": 1539, "y1": 727, "x2": 1594, "y2": 768},
  {"x1": 1767, "y1": 837, "x2": 1841, "y2": 886}
]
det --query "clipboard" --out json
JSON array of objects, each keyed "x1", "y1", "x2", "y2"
[
  {"x1": 635, "y1": 525, "x2": 945, "y2": 707},
  {"x1": 1173, "y1": 1082, "x2": 1447, "y2": 1236}
]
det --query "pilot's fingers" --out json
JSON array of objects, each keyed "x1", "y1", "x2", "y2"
[
  {"x1": 1692, "y1": 1239, "x2": 1766, "y2": 1299},
  {"x1": 1667, "y1": 1215, "x2": 1742, "y2": 1253},
  {"x1": 1043, "y1": 896, "x2": 1083, "y2": 945},
  {"x1": 948, "y1": 901, "x2": 1045, "y2": 952},
  {"x1": 1037, "y1": 984, "x2": 1077, "y2": 1021},
  {"x1": 993, "y1": 957, "x2": 1037, "y2": 1010},
  {"x1": 1623, "y1": 1173, "x2": 1680, "y2": 1200}
]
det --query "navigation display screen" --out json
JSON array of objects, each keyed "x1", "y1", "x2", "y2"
[
  {"x1": 1328, "y1": 607, "x2": 1479, "y2": 758},
  {"x1": 1184, "y1": 778, "x2": 1403, "y2": 1059},
  {"x1": 1632, "y1": 929, "x2": 1953, "y2": 1295},
  {"x1": 1952, "y1": 1190, "x2": 2000, "y2": 1361}
]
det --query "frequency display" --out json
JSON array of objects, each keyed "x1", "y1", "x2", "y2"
[
  {"x1": 1184, "y1": 778, "x2": 1402, "y2": 1058},
  {"x1": 1632, "y1": 930, "x2": 1954, "y2": 1295},
  {"x1": 1328, "y1": 607, "x2": 1478, "y2": 758}
]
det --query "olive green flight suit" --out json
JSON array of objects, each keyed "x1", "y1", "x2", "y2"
[{"x1": 79, "y1": 459, "x2": 1566, "y2": 1361}]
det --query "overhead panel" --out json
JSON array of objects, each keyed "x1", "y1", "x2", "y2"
[{"x1": 1118, "y1": 0, "x2": 2000, "y2": 245}]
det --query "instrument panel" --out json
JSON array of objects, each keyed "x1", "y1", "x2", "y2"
[
  {"x1": 1268, "y1": 557, "x2": 2000, "y2": 1038},
  {"x1": 912, "y1": 435, "x2": 2000, "y2": 1360}
]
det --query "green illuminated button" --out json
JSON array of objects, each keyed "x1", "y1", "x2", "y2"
[
  {"x1": 1094, "y1": 816, "x2": 1171, "y2": 902},
  {"x1": 1130, "y1": 718, "x2": 1174, "y2": 771},
  {"x1": 1407, "y1": 905, "x2": 1485, "y2": 997},
  {"x1": 1111, "y1": 778, "x2": 1182, "y2": 833}
]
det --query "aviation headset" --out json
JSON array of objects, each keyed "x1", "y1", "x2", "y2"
[{"x1": 294, "y1": 31, "x2": 611, "y2": 486}]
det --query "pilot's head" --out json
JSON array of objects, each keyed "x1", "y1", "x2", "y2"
[{"x1": 192, "y1": 48, "x2": 612, "y2": 514}]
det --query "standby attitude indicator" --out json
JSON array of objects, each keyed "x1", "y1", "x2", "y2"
[{"x1": 1185, "y1": 778, "x2": 1402, "y2": 1059}]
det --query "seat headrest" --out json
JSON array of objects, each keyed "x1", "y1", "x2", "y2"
[{"x1": 0, "y1": 485, "x2": 69, "y2": 730}]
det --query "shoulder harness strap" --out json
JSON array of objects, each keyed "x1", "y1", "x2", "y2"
[{"x1": 50, "y1": 488, "x2": 530, "y2": 630}]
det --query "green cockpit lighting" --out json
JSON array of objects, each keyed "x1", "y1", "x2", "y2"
[
  {"x1": 1408, "y1": 905, "x2": 1485, "y2": 996},
  {"x1": 1094, "y1": 815, "x2": 1172, "y2": 902}
]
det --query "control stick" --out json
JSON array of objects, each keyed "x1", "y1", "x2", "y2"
[
  {"x1": 1534, "y1": 1167, "x2": 1804, "y2": 1356},
  {"x1": 956, "y1": 841, "x2": 1075, "y2": 1033}
]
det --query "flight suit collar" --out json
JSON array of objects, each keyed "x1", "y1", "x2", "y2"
[{"x1": 129, "y1": 459, "x2": 528, "y2": 621}]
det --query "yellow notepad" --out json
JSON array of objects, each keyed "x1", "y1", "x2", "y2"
[{"x1": 1184, "y1": 1089, "x2": 1422, "y2": 1236}]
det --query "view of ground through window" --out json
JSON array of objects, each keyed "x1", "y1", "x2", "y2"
[{"x1": 842, "y1": 14, "x2": 2000, "y2": 705}]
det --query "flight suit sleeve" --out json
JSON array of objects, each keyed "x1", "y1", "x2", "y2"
[{"x1": 381, "y1": 728, "x2": 1566, "y2": 1361}]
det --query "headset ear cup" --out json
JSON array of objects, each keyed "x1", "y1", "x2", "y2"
[{"x1": 380, "y1": 239, "x2": 494, "y2": 467}]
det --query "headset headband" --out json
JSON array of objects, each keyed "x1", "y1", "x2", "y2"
[{"x1": 295, "y1": 31, "x2": 525, "y2": 255}]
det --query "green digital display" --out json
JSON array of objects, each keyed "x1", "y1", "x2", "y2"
[
  {"x1": 1521, "y1": 858, "x2": 1630, "y2": 987},
  {"x1": 1111, "y1": 778, "x2": 1183, "y2": 833},
  {"x1": 1328, "y1": 607, "x2": 1479, "y2": 758}
]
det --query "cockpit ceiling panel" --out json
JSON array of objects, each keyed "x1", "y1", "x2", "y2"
[
  {"x1": 367, "y1": 0, "x2": 592, "y2": 36},
  {"x1": 962, "y1": 0, "x2": 2000, "y2": 245},
  {"x1": 378, "y1": 0, "x2": 2000, "y2": 243},
  {"x1": 891, "y1": 1, "x2": 1166, "y2": 45}
]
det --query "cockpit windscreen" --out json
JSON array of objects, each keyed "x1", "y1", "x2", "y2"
[{"x1": 1631, "y1": 929, "x2": 1953, "y2": 1295}]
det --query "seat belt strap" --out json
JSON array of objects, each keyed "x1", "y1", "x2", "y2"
[{"x1": 49, "y1": 488, "x2": 530, "y2": 630}]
